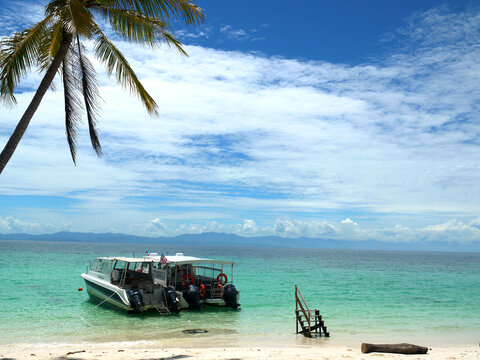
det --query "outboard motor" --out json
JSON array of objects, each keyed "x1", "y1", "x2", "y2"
[
  {"x1": 183, "y1": 285, "x2": 203, "y2": 310},
  {"x1": 223, "y1": 284, "x2": 240, "y2": 310},
  {"x1": 165, "y1": 286, "x2": 180, "y2": 313},
  {"x1": 127, "y1": 289, "x2": 144, "y2": 312}
]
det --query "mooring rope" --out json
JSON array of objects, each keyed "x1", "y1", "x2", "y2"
[{"x1": 0, "y1": 292, "x2": 117, "y2": 332}]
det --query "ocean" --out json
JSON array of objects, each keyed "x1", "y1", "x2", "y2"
[{"x1": 0, "y1": 240, "x2": 479, "y2": 347}]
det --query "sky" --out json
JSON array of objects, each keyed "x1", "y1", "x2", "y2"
[{"x1": 1, "y1": 0, "x2": 480, "y2": 245}]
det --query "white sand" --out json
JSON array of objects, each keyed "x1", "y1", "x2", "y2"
[{"x1": 1, "y1": 342, "x2": 479, "y2": 359}]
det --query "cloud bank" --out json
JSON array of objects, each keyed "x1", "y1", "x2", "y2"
[{"x1": 1, "y1": 216, "x2": 480, "y2": 246}]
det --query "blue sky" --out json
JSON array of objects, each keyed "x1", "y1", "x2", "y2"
[
  {"x1": 1, "y1": 0, "x2": 480, "y2": 244},
  {"x1": 184, "y1": 0, "x2": 473, "y2": 64}
]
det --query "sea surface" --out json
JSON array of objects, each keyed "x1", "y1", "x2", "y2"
[{"x1": 0, "y1": 240, "x2": 479, "y2": 347}]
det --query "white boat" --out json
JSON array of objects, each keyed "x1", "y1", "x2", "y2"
[{"x1": 81, "y1": 252, "x2": 240, "y2": 313}]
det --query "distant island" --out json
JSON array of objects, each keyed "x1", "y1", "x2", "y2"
[{"x1": 0, "y1": 231, "x2": 479, "y2": 252}]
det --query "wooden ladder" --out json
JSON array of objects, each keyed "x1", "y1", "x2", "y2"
[{"x1": 295, "y1": 285, "x2": 329, "y2": 338}]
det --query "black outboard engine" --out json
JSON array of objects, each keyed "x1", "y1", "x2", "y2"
[
  {"x1": 127, "y1": 289, "x2": 144, "y2": 312},
  {"x1": 165, "y1": 286, "x2": 180, "y2": 313},
  {"x1": 183, "y1": 285, "x2": 203, "y2": 310},
  {"x1": 223, "y1": 284, "x2": 240, "y2": 310}
]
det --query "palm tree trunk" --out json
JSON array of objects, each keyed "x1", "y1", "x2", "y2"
[{"x1": 0, "y1": 30, "x2": 73, "y2": 175}]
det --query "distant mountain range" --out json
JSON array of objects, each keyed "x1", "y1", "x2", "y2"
[{"x1": 1, "y1": 231, "x2": 479, "y2": 252}]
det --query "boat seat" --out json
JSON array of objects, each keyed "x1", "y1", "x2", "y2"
[{"x1": 111, "y1": 270, "x2": 120, "y2": 282}]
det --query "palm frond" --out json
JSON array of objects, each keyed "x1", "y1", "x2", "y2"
[
  {"x1": 94, "y1": 28, "x2": 158, "y2": 115},
  {"x1": 62, "y1": 46, "x2": 84, "y2": 164},
  {"x1": 38, "y1": 20, "x2": 63, "y2": 72},
  {"x1": 46, "y1": 0, "x2": 75, "y2": 31},
  {"x1": 76, "y1": 36, "x2": 103, "y2": 157},
  {"x1": 0, "y1": 16, "x2": 53, "y2": 105},
  {"x1": 164, "y1": 0, "x2": 204, "y2": 25},
  {"x1": 98, "y1": 0, "x2": 204, "y2": 25},
  {"x1": 45, "y1": 0, "x2": 69, "y2": 16},
  {"x1": 95, "y1": 6, "x2": 160, "y2": 47},
  {"x1": 157, "y1": 27, "x2": 187, "y2": 55},
  {"x1": 46, "y1": 0, "x2": 97, "y2": 38},
  {"x1": 94, "y1": 6, "x2": 186, "y2": 54},
  {"x1": 68, "y1": 0, "x2": 97, "y2": 38},
  {"x1": 95, "y1": 7, "x2": 164, "y2": 47}
]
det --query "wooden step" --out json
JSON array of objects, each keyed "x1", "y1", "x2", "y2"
[{"x1": 309, "y1": 323, "x2": 325, "y2": 332}]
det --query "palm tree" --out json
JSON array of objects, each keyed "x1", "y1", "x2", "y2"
[{"x1": 0, "y1": 0, "x2": 203, "y2": 174}]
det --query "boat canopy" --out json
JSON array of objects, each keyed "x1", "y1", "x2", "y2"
[{"x1": 95, "y1": 255, "x2": 233, "y2": 265}]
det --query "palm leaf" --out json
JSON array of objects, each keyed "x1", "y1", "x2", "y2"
[
  {"x1": 95, "y1": 7, "x2": 162, "y2": 47},
  {"x1": 76, "y1": 36, "x2": 103, "y2": 157},
  {"x1": 98, "y1": 0, "x2": 204, "y2": 25},
  {"x1": 163, "y1": 0, "x2": 204, "y2": 25},
  {"x1": 38, "y1": 20, "x2": 63, "y2": 72},
  {"x1": 45, "y1": 0, "x2": 75, "y2": 30},
  {"x1": 62, "y1": 46, "x2": 84, "y2": 164},
  {"x1": 95, "y1": 6, "x2": 187, "y2": 54},
  {"x1": 46, "y1": 0, "x2": 97, "y2": 38},
  {"x1": 68, "y1": 0, "x2": 98, "y2": 38},
  {"x1": 94, "y1": 28, "x2": 158, "y2": 115},
  {"x1": 0, "y1": 15, "x2": 53, "y2": 105}
]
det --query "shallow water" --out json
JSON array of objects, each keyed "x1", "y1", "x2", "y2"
[{"x1": 0, "y1": 240, "x2": 479, "y2": 346}]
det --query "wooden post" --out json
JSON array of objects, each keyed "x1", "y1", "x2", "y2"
[
  {"x1": 361, "y1": 343, "x2": 428, "y2": 354},
  {"x1": 295, "y1": 285, "x2": 298, "y2": 334},
  {"x1": 296, "y1": 310, "x2": 298, "y2": 334}
]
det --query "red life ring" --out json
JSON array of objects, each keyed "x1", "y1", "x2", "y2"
[
  {"x1": 199, "y1": 284, "x2": 206, "y2": 298},
  {"x1": 215, "y1": 283, "x2": 223, "y2": 298},
  {"x1": 182, "y1": 274, "x2": 194, "y2": 287},
  {"x1": 216, "y1": 273, "x2": 228, "y2": 285}
]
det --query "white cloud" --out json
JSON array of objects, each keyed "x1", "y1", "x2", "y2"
[
  {"x1": 175, "y1": 29, "x2": 210, "y2": 40},
  {"x1": 341, "y1": 218, "x2": 357, "y2": 225},
  {"x1": 219, "y1": 25, "x2": 265, "y2": 41},
  {"x1": 0, "y1": 216, "x2": 59, "y2": 234},
  {"x1": 150, "y1": 218, "x2": 167, "y2": 231},
  {"x1": 1, "y1": 6, "x2": 480, "y2": 240},
  {"x1": 241, "y1": 219, "x2": 257, "y2": 234}
]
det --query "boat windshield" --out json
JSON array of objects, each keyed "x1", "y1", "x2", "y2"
[
  {"x1": 90, "y1": 258, "x2": 111, "y2": 276},
  {"x1": 152, "y1": 263, "x2": 167, "y2": 285},
  {"x1": 128, "y1": 262, "x2": 150, "y2": 274}
]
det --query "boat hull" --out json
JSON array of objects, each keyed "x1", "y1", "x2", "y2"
[
  {"x1": 82, "y1": 275, "x2": 132, "y2": 311},
  {"x1": 82, "y1": 273, "x2": 179, "y2": 313}
]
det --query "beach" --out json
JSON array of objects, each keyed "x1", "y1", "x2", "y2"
[{"x1": 1, "y1": 342, "x2": 479, "y2": 360}]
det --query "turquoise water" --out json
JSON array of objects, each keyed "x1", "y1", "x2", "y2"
[{"x1": 0, "y1": 240, "x2": 479, "y2": 347}]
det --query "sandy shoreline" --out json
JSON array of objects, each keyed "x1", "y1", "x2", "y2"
[{"x1": 1, "y1": 342, "x2": 479, "y2": 359}]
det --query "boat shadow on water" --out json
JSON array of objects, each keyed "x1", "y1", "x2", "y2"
[{"x1": 82, "y1": 297, "x2": 240, "y2": 342}]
